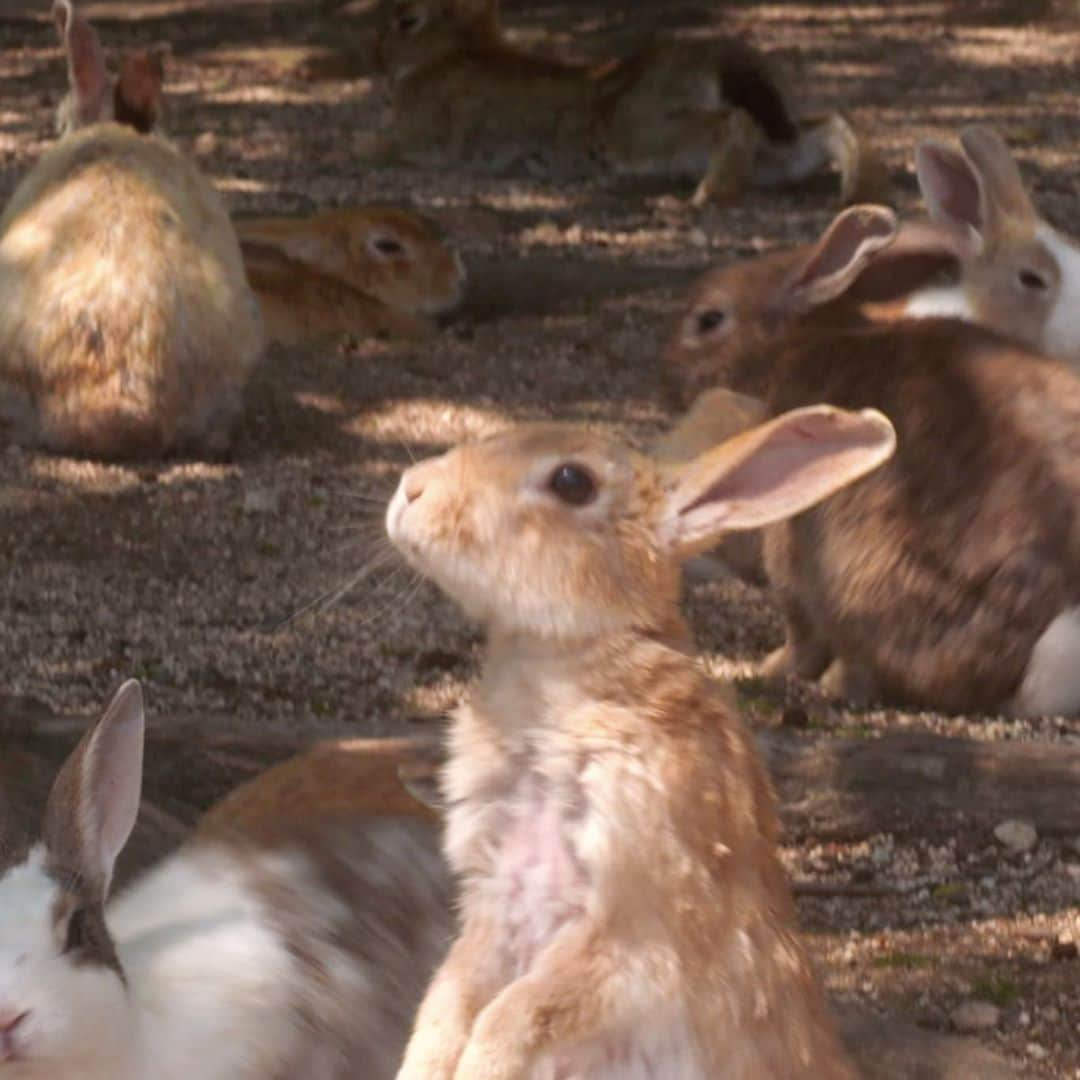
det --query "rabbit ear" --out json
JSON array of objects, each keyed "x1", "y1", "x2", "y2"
[
  {"x1": 53, "y1": 0, "x2": 110, "y2": 125},
  {"x1": 773, "y1": 205, "x2": 899, "y2": 315},
  {"x1": 114, "y1": 47, "x2": 166, "y2": 133},
  {"x1": 661, "y1": 406, "x2": 896, "y2": 557},
  {"x1": 42, "y1": 681, "x2": 145, "y2": 900},
  {"x1": 959, "y1": 125, "x2": 1037, "y2": 230},
  {"x1": 841, "y1": 219, "x2": 963, "y2": 304}
]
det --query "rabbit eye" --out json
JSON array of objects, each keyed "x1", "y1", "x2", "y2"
[
  {"x1": 372, "y1": 235, "x2": 406, "y2": 257},
  {"x1": 695, "y1": 309, "x2": 728, "y2": 335},
  {"x1": 547, "y1": 463, "x2": 597, "y2": 507},
  {"x1": 1017, "y1": 269, "x2": 1049, "y2": 292},
  {"x1": 396, "y1": 12, "x2": 422, "y2": 33},
  {"x1": 63, "y1": 908, "x2": 92, "y2": 955}
]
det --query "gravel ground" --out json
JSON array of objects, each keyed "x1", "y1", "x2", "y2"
[{"x1": 0, "y1": 0, "x2": 1077, "y2": 1074}]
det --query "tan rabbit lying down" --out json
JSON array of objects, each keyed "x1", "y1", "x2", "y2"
[
  {"x1": 386, "y1": 411, "x2": 898, "y2": 1078},
  {"x1": 0, "y1": 681, "x2": 453, "y2": 1079},
  {"x1": 369, "y1": 0, "x2": 882, "y2": 205},
  {"x1": 0, "y1": 2, "x2": 262, "y2": 460},
  {"x1": 235, "y1": 206, "x2": 467, "y2": 345},
  {"x1": 666, "y1": 204, "x2": 1080, "y2": 717}
]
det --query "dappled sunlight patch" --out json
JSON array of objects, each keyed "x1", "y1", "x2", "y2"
[{"x1": 347, "y1": 398, "x2": 511, "y2": 450}]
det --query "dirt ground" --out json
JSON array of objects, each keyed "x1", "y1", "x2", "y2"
[{"x1": 0, "y1": 0, "x2": 1078, "y2": 1075}]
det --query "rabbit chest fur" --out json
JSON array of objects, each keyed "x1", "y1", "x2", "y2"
[{"x1": 0, "y1": 124, "x2": 262, "y2": 458}]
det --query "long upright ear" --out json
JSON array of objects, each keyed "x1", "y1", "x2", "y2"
[
  {"x1": 916, "y1": 127, "x2": 1035, "y2": 255},
  {"x1": 842, "y1": 219, "x2": 963, "y2": 304},
  {"x1": 661, "y1": 405, "x2": 896, "y2": 557},
  {"x1": 114, "y1": 47, "x2": 166, "y2": 133},
  {"x1": 53, "y1": 0, "x2": 110, "y2": 125},
  {"x1": 42, "y1": 681, "x2": 145, "y2": 899},
  {"x1": 959, "y1": 125, "x2": 1037, "y2": 228},
  {"x1": 772, "y1": 205, "x2": 899, "y2": 316}
]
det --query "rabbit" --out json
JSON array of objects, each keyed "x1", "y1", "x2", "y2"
[
  {"x1": 0, "y1": 1, "x2": 262, "y2": 460},
  {"x1": 666, "y1": 202, "x2": 1080, "y2": 717},
  {"x1": 0, "y1": 680, "x2": 454, "y2": 1079},
  {"x1": 367, "y1": 0, "x2": 882, "y2": 206},
  {"x1": 235, "y1": 205, "x2": 467, "y2": 345},
  {"x1": 384, "y1": 408, "x2": 897, "y2": 1079},
  {"x1": 909, "y1": 125, "x2": 1080, "y2": 367}
]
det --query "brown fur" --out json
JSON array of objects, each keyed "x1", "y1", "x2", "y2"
[
  {"x1": 235, "y1": 205, "x2": 465, "y2": 346},
  {"x1": 664, "y1": 205, "x2": 1080, "y2": 714},
  {"x1": 369, "y1": 0, "x2": 880, "y2": 205},
  {"x1": 195, "y1": 736, "x2": 441, "y2": 845},
  {"x1": 388, "y1": 416, "x2": 897, "y2": 1078}
]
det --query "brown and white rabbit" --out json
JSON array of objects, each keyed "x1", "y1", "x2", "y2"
[
  {"x1": 235, "y1": 206, "x2": 466, "y2": 345},
  {"x1": 385, "y1": 410, "x2": 897, "y2": 1079},
  {"x1": 368, "y1": 0, "x2": 881, "y2": 205},
  {"x1": 0, "y1": 680, "x2": 453, "y2": 1079},
  {"x1": 0, "y1": 2, "x2": 262, "y2": 459},
  {"x1": 910, "y1": 125, "x2": 1080, "y2": 366},
  {"x1": 667, "y1": 204, "x2": 1080, "y2": 717}
]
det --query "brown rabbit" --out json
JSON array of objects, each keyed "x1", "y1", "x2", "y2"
[
  {"x1": 911, "y1": 125, "x2": 1080, "y2": 366},
  {"x1": 368, "y1": 0, "x2": 882, "y2": 205},
  {"x1": 385, "y1": 409, "x2": 897, "y2": 1079},
  {"x1": 0, "y1": 2, "x2": 262, "y2": 459},
  {"x1": 667, "y1": 204, "x2": 1080, "y2": 717},
  {"x1": 235, "y1": 206, "x2": 466, "y2": 345}
]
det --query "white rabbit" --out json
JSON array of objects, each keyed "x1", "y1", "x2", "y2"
[{"x1": 0, "y1": 681, "x2": 453, "y2": 1079}]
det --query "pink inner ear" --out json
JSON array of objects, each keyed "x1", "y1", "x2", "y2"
[{"x1": 916, "y1": 143, "x2": 982, "y2": 231}]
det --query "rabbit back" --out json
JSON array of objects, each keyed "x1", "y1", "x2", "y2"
[{"x1": 0, "y1": 125, "x2": 262, "y2": 458}]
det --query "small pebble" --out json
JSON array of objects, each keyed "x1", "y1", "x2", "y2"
[
  {"x1": 994, "y1": 820, "x2": 1038, "y2": 854},
  {"x1": 1026, "y1": 1043, "x2": 1048, "y2": 1062},
  {"x1": 950, "y1": 1001, "x2": 1001, "y2": 1033}
]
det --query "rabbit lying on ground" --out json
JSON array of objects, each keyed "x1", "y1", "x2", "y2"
[
  {"x1": 0, "y1": 681, "x2": 452, "y2": 1079},
  {"x1": 666, "y1": 203, "x2": 1080, "y2": 717},
  {"x1": 236, "y1": 206, "x2": 466, "y2": 345},
  {"x1": 0, "y1": 1, "x2": 262, "y2": 459},
  {"x1": 368, "y1": 0, "x2": 883, "y2": 206},
  {"x1": 386, "y1": 409, "x2": 897, "y2": 1078}
]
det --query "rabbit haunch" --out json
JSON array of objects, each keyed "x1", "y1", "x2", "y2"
[
  {"x1": 388, "y1": 416, "x2": 895, "y2": 1079},
  {"x1": 0, "y1": 2, "x2": 261, "y2": 459},
  {"x1": 0, "y1": 683, "x2": 452, "y2": 1079}
]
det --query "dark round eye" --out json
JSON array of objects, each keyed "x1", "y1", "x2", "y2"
[
  {"x1": 63, "y1": 907, "x2": 91, "y2": 955},
  {"x1": 547, "y1": 463, "x2": 597, "y2": 506},
  {"x1": 372, "y1": 235, "x2": 406, "y2": 257},
  {"x1": 396, "y1": 13, "x2": 421, "y2": 33},
  {"x1": 1017, "y1": 269, "x2": 1049, "y2": 292},
  {"x1": 695, "y1": 308, "x2": 728, "y2": 335}
]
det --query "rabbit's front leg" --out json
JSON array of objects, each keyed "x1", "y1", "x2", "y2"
[
  {"x1": 396, "y1": 921, "x2": 500, "y2": 1080},
  {"x1": 452, "y1": 921, "x2": 637, "y2": 1080}
]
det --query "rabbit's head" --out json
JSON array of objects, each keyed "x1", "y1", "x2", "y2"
[
  {"x1": 0, "y1": 683, "x2": 144, "y2": 1074},
  {"x1": 53, "y1": 1, "x2": 165, "y2": 137},
  {"x1": 664, "y1": 205, "x2": 901, "y2": 406},
  {"x1": 386, "y1": 412, "x2": 895, "y2": 640},
  {"x1": 915, "y1": 125, "x2": 1080, "y2": 367},
  {"x1": 375, "y1": 0, "x2": 498, "y2": 82}
]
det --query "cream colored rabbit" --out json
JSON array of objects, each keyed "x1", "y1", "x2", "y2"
[
  {"x1": 911, "y1": 125, "x2": 1080, "y2": 366},
  {"x1": 236, "y1": 206, "x2": 466, "y2": 345},
  {"x1": 369, "y1": 0, "x2": 882, "y2": 205},
  {"x1": 0, "y1": 2, "x2": 262, "y2": 459},
  {"x1": 0, "y1": 681, "x2": 453, "y2": 1079},
  {"x1": 386, "y1": 409, "x2": 897, "y2": 1079}
]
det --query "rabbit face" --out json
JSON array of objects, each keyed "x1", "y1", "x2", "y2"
[
  {"x1": 387, "y1": 425, "x2": 679, "y2": 639},
  {"x1": 0, "y1": 850, "x2": 129, "y2": 1075},
  {"x1": 376, "y1": 0, "x2": 470, "y2": 82}
]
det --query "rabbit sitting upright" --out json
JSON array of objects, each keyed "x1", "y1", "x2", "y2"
[
  {"x1": 368, "y1": 0, "x2": 882, "y2": 206},
  {"x1": 0, "y1": 1, "x2": 262, "y2": 460},
  {"x1": 385, "y1": 408, "x2": 897, "y2": 1078},
  {"x1": 0, "y1": 681, "x2": 453, "y2": 1079}
]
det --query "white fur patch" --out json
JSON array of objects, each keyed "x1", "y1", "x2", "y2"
[
  {"x1": 1040, "y1": 225, "x2": 1080, "y2": 367},
  {"x1": 903, "y1": 284, "x2": 976, "y2": 323},
  {"x1": 1012, "y1": 607, "x2": 1080, "y2": 717}
]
